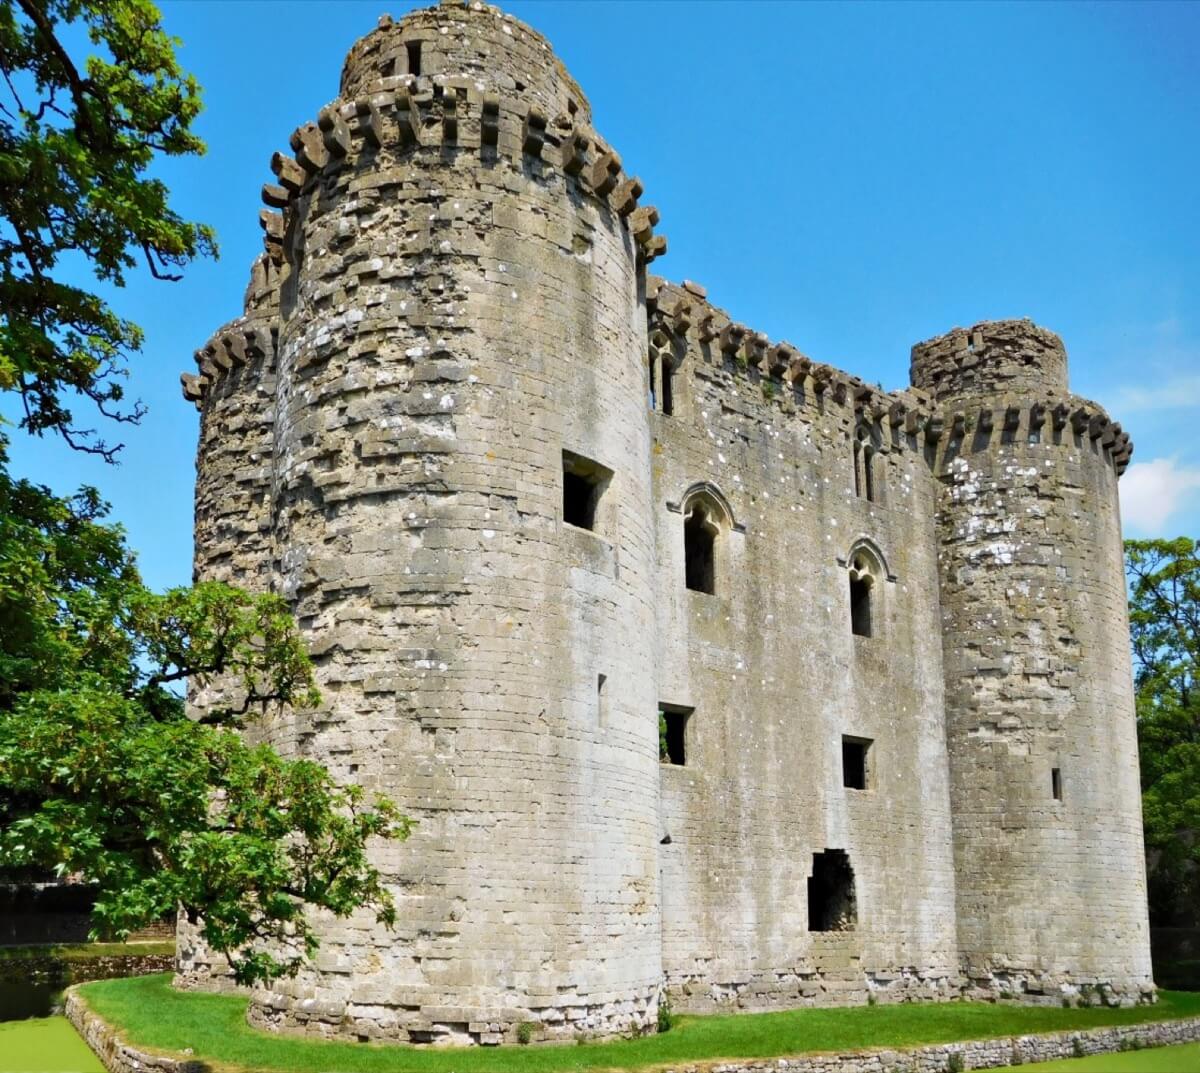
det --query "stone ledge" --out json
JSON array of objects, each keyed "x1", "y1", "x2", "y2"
[
  {"x1": 65, "y1": 983, "x2": 1200, "y2": 1073},
  {"x1": 65, "y1": 987, "x2": 207, "y2": 1073}
]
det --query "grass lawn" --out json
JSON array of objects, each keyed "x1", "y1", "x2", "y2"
[
  {"x1": 0, "y1": 1016, "x2": 103, "y2": 1073},
  {"x1": 77, "y1": 974, "x2": 1200, "y2": 1073},
  {"x1": 1032, "y1": 1041, "x2": 1200, "y2": 1071}
]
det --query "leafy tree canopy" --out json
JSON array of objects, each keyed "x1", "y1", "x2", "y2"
[
  {"x1": 0, "y1": 0, "x2": 216, "y2": 460},
  {"x1": 0, "y1": 443, "x2": 410, "y2": 984},
  {"x1": 1126, "y1": 536, "x2": 1200, "y2": 927}
]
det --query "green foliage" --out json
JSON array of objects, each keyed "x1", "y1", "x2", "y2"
[
  {"x1": 946, "y1": 1052, "x2": 964, "y2": 1073},
  {"x1": 516, "y1": 1022, "x2": 534, "y2": 1046},
  {"x1": 1073, "y1": 1038, "x2": 1086, "y2": 1058},
  {"x1": 0, "y1": 0, "x2": 216, "y2": 459},
  {"x1": 78, "y1": 974, "x2": 1200, "y2": 1073},
  {"x1": 656, "y1": 993, "x2": 675, "y2": 1033},
  {"x1": 1125, "y1": 537, "x2": 1200, "y2": 925},
  {"x1": 0, "y1": 449, "x2": 410, "y2": 985},
  {"x1": 658, "y1": 710, "x2": 668, "y2": 762}
]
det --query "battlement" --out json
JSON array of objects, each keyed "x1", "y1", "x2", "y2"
[
  {"x1": 183, "y1": 73, "x2": 665, "y2": 407},
  {"x1": 910, "y1": 319, "x2": 1069, "y2": 402},
  {"x1": 646, "y1": 282, "x2": 1132, "y2": 474},
  {"x1": 341, "y1": 2, "x2": 591, "y2": 125}
]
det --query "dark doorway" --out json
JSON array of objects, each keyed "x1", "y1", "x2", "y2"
[{"x1": 808, "y1": 849, "x2": 857, "y2": 932}]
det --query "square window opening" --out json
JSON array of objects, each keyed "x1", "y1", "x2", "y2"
[
  {"x1": 842, "y1": 736, "x2": 871, "y2": 790},
  {"x1": 659, "y1": 704, "x2": 692, "y2": 766},
  {"x1": 562, "y1": 450, "x2": 612, "y2": 532},
  {"x1": 850, "y1": 577, "x2": 872, "y2": 637}
]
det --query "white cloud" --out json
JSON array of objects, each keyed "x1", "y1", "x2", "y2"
[
  {"x1": 1114, "y1": 374, "x2": 1200, "y2": 413},
  {"x1": 1120, "y1": 457, "x2": 1200, "y2": 534}
]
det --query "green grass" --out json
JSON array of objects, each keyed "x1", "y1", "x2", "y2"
[
  {"x1": 0, "y1": 1016, "x2": 103, "y2": 1073},
  {"x1": 77, "y1": 974, "x2": 1200, "y2": 1073},
  {"x1": 1032, "y1": 1041, "x2": 1200, "y2": 1071},
  {"x1": 0, "y1": 941, "x2": 175, "y2": 961}
]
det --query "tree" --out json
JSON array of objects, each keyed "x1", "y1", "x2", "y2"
[
  {"x1": 0, "y1": 0, "x2": 216, "y2": 460},
  {"x1": 0, "y1": 446, "x2": 411, "y2": 983},
  {"x1": 1126, "y1": 537, "x2": 1200, "y2": 927},
  {"x1": 0, "y1": 0, "x2": 411, "y2": 986}
]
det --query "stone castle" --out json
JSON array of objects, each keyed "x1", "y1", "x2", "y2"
[{"x1": 178, "y1": 0, "x2": 1154, "y2": 1045}]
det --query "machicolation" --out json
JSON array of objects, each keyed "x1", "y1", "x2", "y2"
[{"x1": 179, "y1": 0, "x2": 1154, "y2": 1046}]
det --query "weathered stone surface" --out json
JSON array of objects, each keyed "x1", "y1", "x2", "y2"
[{"x1": 175, "y1": 0, "x2": 1150, "y2": 1049}]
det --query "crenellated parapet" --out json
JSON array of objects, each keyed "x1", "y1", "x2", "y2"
[
  {"x1": 647, "y1": 276, "x2": 932, "y2": 431},
  {"x1": 182, "y1": 75, "x2": 664, "y2": 408},
  {"x1": 646, "y1": 284, "x2": 1134, "y2": 477}
]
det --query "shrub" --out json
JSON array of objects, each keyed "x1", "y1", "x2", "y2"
[
  {"x1": 1073, "y1": 1039, "x2": 1085, "y2": 1058},
  {"x1": 946, "y1": 1052, "x2": 965, "y2": 1073},
  {"x1": 516, "y1": 1022, "x2": 534, "y2": 1045},
  {"x1": 657, "y1": 994, "x2": 675, "y2": 1034}
]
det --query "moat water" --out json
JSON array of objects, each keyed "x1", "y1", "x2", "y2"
[{"x1": 0, "y1": 980, "x2": 60, "y2": 1021}]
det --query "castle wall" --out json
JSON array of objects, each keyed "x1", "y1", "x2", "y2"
[
  {"x1": 177, "y1": 0, "x2": 1152, "y2": 1045},
  {"x1": 648, "y1": 284, "x2": 959, "y2": 1009},
  {"x1": 914, "y1": 323, "x2": 1153, "y2": 1003},
  {"x1": 186, "y1": 3, "x2": 669, "y2": 1044}
]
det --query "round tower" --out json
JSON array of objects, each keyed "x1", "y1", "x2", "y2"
[
  {"x1": 193, "y1": 0, "x2": 669, "y2": 1044},
  {"x1": 911, "y1": 320, "x2": 1152, "y2": 1003}
]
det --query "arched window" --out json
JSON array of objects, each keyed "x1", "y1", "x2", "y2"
[
  {"x1": 847, "y1": 546, "x2": 882, "y2": 638},
  {"x1": 685, "y1": 504, "x2": 717, "y2": 594},
  {"x1": 853, "y1": 426, "x2": 877, "y2": 502},
  {"x1": 679, "y1": 483, "x2": 735, "y2": 597}
]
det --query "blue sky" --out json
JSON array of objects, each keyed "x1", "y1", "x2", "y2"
[{"x1": 5, "y1": 0, "x2": 1200, "y2": 592}]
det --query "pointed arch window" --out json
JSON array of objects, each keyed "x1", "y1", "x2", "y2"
[
  {"x1": 847, "y1": 546, "x2": 882, "y2": 638},
  {"x1": 679, "y1": 483, "x2": 736, "y2": 597},
  {"x1": 853, "y1": 426, "x2": 878, "y2": 502}
]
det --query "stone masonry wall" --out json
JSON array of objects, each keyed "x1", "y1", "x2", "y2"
[
  {"x1": 182, "y1": 0, "x2": 668, "y2": 1046},
  {"x1": 647, "y1": 281, "x2": 959, "y2": 1011},
  {"x1": 914, "y1": 322, "x2": 1152, "y2": 1003},
  {"x1": 177, "y1": 0, "x2": 1150, "y2": 1048}
]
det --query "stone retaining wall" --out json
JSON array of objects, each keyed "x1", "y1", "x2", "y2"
[
  {"x1": 66, "y1": 984, "x2": 1200, "y2": 1073},
  {"x1": 66, "y1": 988, "x2": 204, "y2": 1073},
  {"x1": 1, "y1": 952, "x2": 173, "y2": 985}
]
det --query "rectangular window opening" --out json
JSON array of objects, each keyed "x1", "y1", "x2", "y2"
[
  {"x1": 597, "y1": 673, "x2": 608, "y2": 727},
  {"x1": 1052, "y1": 766, "x2": 1062, "y2": 801},
  {"x1": 863, "y1": 448, "x2": 875, "y2": 502},
  {"x1": 842, "y1": 736, "x2": 871, "y2": 790},
  {"x1": 562, "y1": 450, "x2": 612, "y2": 532},
  {"x1": 662, "y1": 359, "x2": 674, "y2": 416},
  {"x1": 659, "y1": 704, "x2": 692, "y2": 766},
  {"x1": 406, "y1": 40, "x2": 422, "y2": 76},
  {"x1": 850, "y1": 577, "x2": 872, "y2": 637}
]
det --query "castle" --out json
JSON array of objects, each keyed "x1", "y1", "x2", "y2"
[{"x1": 178, "y1": 0, "x2": 1154, "y2": 1045}]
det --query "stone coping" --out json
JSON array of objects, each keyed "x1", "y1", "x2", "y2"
[{"x1": 66, "y1": 984, "x2": 1200, "y2": 1073}]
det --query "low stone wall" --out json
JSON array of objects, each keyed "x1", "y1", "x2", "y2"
[
  {"x1": 65, "y1": 983, "x2": 1200, "y2": 1073},
  {"x1": 0, "y1": 951, "x2": 173, "y2": 985},
  {"x1": 666, "y1": 1017, "x2": 1200, "y2": 1072},
  {"x1": 66, "y1": 987, "x2": 206, "y2": 1073}
]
